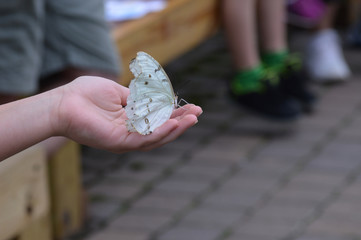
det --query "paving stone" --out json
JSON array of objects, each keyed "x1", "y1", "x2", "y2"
[
  {"x1": 273, "y1": 128, "x2": 327, "y2": 144},
  {"x1": 189, "y1": 154, "x2": 245, "y2": 166},
  {"x1": 319, "y1": 198, "x2": 361, "y2": 223},
  {"x1": 306, "y1": 216, "x2": 361, "y2": 236},
  {"x1": 252, "y1": 140, "x2": 315, "y2": 159},
  {"x1": 178, "y1": 122, "x2": 216, "y2": 140},
  {"x1": 153, "y1": 138, "x2": 202, "y2": 153},
  {"x1": 219, "y1": 174, "x2": 279, "y2": 195},
  {"x1": 287, "y1": 168, "x2": 346, "y2": 189},
  {"x1": 88, "y1": 181, "x2": 143, "y2": 201},
  {"x1": 336, "y1": 116, "x2": 361, "y2": 142},
  {"x1": 297, "y1": 113, "x2": 344, "y2": 130},
  {"x1": 225, "y1": 233, "x2": 278, "y2": 240},
  {"x1": 131, "y1": 190, "x2": 192, "y2": 213},
  {"x1": 191, "y1": 144, "x2": 250, "y2": 162},
  {"x1": 105, "y1": 162, "x2": 165, "y2": 183},
  {"x1": 126, "y1": 153, "x2": 182, "y2": 168},
  {"x1": 108, "y1": 210, "x2": 173, "y2": 233},
  {"x1": 342, "y1": 181, "x2": 361, "y2": 199},
  {"x1": 199, "y1": 110, "x2": 236, "y2": 127},
  {"x1": 230, "y1": 116, "x2": 298, "y2": 136},
  {"x1": 203, "y1": 188, "x2": 265, "y2": 209},
  {"x1": 83, "y1": 171, "x2": 99, "y2": 186},
  {"x1": 206, "y1": 135, "x2": 264, "y2": 153},
  {"x1": 85, "y1": 229, "x2": 150, "y2": 240},
  {"x1": 251, "y1": 200, "x2": 315, "y2": 226},
  {"x1": 270, "y1": 182, "x2": 333, "y2": 204},
  {"x1": 233, "y1": 220, "x2": 295, "y2": 239},
  {"x1": 240, "y1": 157, "x2": 298, "y2": 177},
  {"x1": 307, "y1": 154, "x2": 361, "y2": 172},
  {"x1": 315, "y1": 95, "x2": 359, "y2": 116},
  {"x1": 169, "y1": 162, "x2": 230, "y2": 182},
  {"x1": 88, "y1": 200, "x2": 121, "y2": 221},
  {"x1": 157, "y1": 225, "x2": 221, "y2": 240},
  {"x1": 153, "y1": 177, "x2": 212, "y2": 196},
  {"x1": 295, "y1": 233, "x2": 356, "y2": 240},
  {"x1": 318, "y1": 141, "x2": 361, "y2": 160},
  {"x1": 82, "y1": 149, "x2": 124, "y2": 177},
  {"x1": 180, "y1": 206, "x2": 241, "y2": 228}
]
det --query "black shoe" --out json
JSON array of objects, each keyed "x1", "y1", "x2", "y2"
[
  {"x1": 279, "y1": 57, "x2": 317, "y2": 113},
  {"x1": 230, "y1": 78, "x2": 301, "y2": 121}
]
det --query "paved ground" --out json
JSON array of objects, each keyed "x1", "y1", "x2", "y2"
[{"x1": 76, "y1": 31, "x2": 361, "y2": 240}]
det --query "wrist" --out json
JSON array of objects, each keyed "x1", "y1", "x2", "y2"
[{"x1": 47, "y1": 86, "x2": 67, "y2": 136}]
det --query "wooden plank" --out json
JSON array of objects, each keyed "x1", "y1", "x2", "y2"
[
  {"x1": 113, "y1": 0, "x2": 220, "y2": 85},
  {"x1": 0, "y1": 146, "x2": 49, "y2": 240},
  {"x1": 20, "y1": 213, "x2": 52, "y2": 240},
  {"x1": 48, "y1": 141, "x2": 83, "y2": 239}
]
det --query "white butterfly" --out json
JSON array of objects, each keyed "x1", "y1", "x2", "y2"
[{"x1": 125, "y1": 51, "x2": 178, "y2": 135}]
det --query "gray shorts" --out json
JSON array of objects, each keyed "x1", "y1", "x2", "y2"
[{"x1": 0, "y1": 0, "x2": 121, "y2": 95}]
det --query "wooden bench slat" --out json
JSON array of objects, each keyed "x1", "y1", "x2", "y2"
[{"x1": 0, "y1": 146, "x2": 49, "y2": 240}]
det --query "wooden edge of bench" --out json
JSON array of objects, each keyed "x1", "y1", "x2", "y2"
[{"x1": 0, "y1": 146, "x2": 50, "y2": 240}]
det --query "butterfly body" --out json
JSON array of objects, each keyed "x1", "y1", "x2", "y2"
[{"x1": 125, "y1": 52, "x2": 177, "y2": 135}]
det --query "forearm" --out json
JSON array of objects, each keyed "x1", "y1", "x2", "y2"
[{"x1": 0, "y1": 89, "x2": 60, "y2": 161}]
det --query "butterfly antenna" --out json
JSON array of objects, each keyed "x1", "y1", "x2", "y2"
[
  {"x1": 177, "y1": 98, "x2": 189, "y2": 110},
  {"x1": 178, "y1": 98, "x2": 189, "y2": 106}
]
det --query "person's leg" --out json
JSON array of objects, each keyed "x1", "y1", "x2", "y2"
[
  {"x1": 258, "y1": 0, "x2": 287, "y2": 56},
  {"x1": 222, "y1": 0, "x2": 300, "y2": 120},
  {"x1": 258, "y1": 0, "x2": 316, "y2": 113},
  {"x1": 222, "y1": 0, "x2": 259, "y2": 71},
  {"x1": 306, "y1": 0, "x2": 350, "y2": 82}
]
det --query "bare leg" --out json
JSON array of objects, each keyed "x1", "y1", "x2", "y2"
[
  {"x1": 222, "y1": 0, "x2": 259, "y2": 70},
  {"x1": 257, "y1": 0, "x2": 287, "y2": 53}
]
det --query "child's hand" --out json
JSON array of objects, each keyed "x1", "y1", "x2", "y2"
[{"x1": 55, "y1": 76, "x2": 202, "y2": 153}]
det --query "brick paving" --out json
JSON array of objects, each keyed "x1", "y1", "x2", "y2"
[{"x1": 76, "y1": 32, "x2": 361, "y2": 240}]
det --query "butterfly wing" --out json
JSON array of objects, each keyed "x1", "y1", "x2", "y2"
[
  {"x1": 125, "y1": 52, "x2": 177, "y2": 135},
  {"x1": 129, "y1": 51, "x2": 175, "y2": 100}
]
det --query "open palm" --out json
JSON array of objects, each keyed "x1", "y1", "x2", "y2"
[{"x1": 56, "y1": 76, "x2": 202, "y2": 153}]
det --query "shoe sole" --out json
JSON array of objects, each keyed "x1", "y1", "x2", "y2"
[{"x1": 227, "y1": 94, "x2": 301, "y2": 123}]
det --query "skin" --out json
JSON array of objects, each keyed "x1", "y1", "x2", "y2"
[
  {"x1": 0, "y1": 76, "x2": 202, "y2": 161},
  {"x1": 222, "y1": 0, "x2": 287, "y2": 70}
]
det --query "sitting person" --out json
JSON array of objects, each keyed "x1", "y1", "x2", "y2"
[{"x1": 222, "y1": 0, "x2": 316, "y2": 120}]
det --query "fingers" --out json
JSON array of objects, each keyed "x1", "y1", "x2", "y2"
[
  {"x1": 123, "y1": 119, "x2": 179, "y2": 151},
  {"x1": 122, "y1": 105, "x2": 202, "y2": 152},
  {"x1": 141, "y1": 114, "x2": 198, "y2": 151},
  {"x1": 171, "y1": 104, "x2": 203, "y2": 119}
]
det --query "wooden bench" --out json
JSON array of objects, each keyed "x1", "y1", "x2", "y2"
[
  {"x1": 0, "y1": 146, "x2": 51, "y2": 240},
  {"x1": 113, "y1": 0, "x2": 220, "y2": 86},
  {"x1": 0, "y1": 142, "x2": 82, "y2": 240}
]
